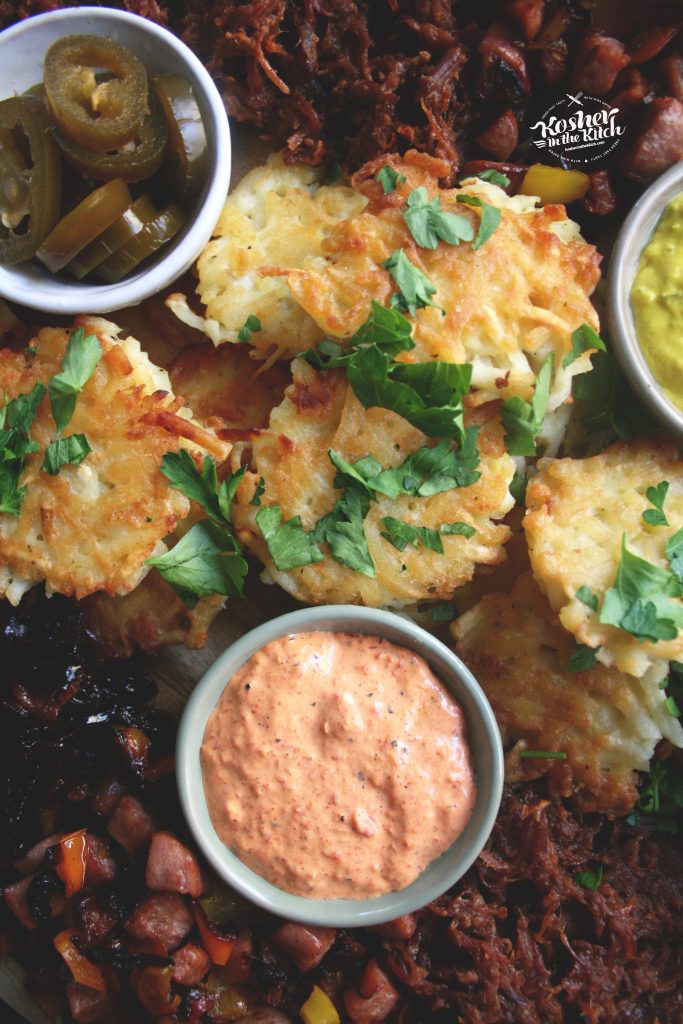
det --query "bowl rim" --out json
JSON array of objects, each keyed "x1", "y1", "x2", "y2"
[
  {"x1": 606, "y1": 160, "x2": 683, "y2": 440},
  {"x1": 0, "y1": 6, "x2": 230, "y2": 315},
  {"x1": 176, "y1": 604, "x2": 504, "y2": 928}
]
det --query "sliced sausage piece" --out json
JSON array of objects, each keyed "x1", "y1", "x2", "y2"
[
  {"x1": 479, "y1": 23, "x2": 530, "y2": 97},
  {"x1": 344, "y1": 961, "x2": 400, "y2": 1023},
  {"x1": 219, "y1": 930, "x2": 253, "y2": 983},
  {"x1": 13, "y1": 834, "x2": 62, "y2": 874},
  {"x1": 125, "y1": 893, "x2": 193, "y2": 952},
  {"x1": 581, "y1": 169, "x2": 618, "y2": 217},
  {"x1": 510, "y1": 0, "x2": 544, "y2": 42},
  {"x1": 369, "y1": 913, "x2": 418, "y2": 941},
  {"x1": 628, "y1": 25, "x2": 680, "y2": 65},
  {"x1": 145, "y1": 832, "x2": 203, "y2": 898},
  {"x1": 172, "y1": 942, "x2": 211, "y2": 986},
  {"x1": 91, "y1": 776, "x2": 126, "y2": 818},
  {"x1": 4, "y1": 876, "x2": 37, "y2": 930},
  {"x1": 662, "y1": 54, "x2": 683, "y2": 104},
  {"x1": 620, "y1": 97, "x2": 683, "y2": 184},
  {"x1": 66, "y1": 982, "x2": 112, "y2": 1024},
  {"x1": 271, "y1": 922, "x2": 336, "y2": 972},
  {"x1": 571, "y1": 32, "x2": 629, "y2": 95},
  {"x1": 84, "y1": 835, "x2": 117, "y2": 887},
  {"x1": 476, "y1": 109, "x2": 519, "y2": 161},
  {"x1": 77, "y1": 895, "x2": 118, "y2": 946},
  {"x1": 107, "y1": 794, "x2": 154, "y2": 856}
]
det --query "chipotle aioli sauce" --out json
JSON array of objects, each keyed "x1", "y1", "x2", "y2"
[{"x1": 200, "y1": 632, "x2": 476, "y2": 899}]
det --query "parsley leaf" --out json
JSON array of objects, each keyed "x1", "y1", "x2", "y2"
[
  {"x1": 383, "y1": 249, "x2": 441, "y2": 317},
  {"x1": 48, "y1": 328, "x2": 102, "y2": 433},
  {"x1": 161, "y1": 450, "x2": 244, "y2": 527},
  {"x1": 568, "y1": 643, "x2": 600, "y2": 672},
  {"x1": 380, "y1": 516, "x2": 444, "y2": 554},
  {"x1": 575, "y1": 346, "x2": 655, "y2": 440},
  {"x1": 0, "y1": 382, "x2": 44, "y2": 516},
  {"x1": 510, "y1": 472, "x2": 527, "y2": 505},
  {"x1": 441, "y1": 521, "x2": 476, "y2": 538},
  {"x1": 403, "y1": 187, "x2": 474, "y2": 250},
  {"x1": 304, "y1": 301, "x2": 414, "y2": 370},
  {"x1": 42, "y1": 434, "x2": 91, "y2": 476},
  {"x1": 599, "y1": 536, "x2": 683, "y2": 641},
  {"x1": 455, "y1": 194, "x2": 501, "y2": 250},
  {"x1": 432, "y1": 600, "x2": 457, "y2": 622},
  {"x1": 312, "y1": 488, "x2": 374, "y2": 576},
  {"x1": 630, "y1": 758, "x2": 683, "y2": 832},
  {"x1": 256, "y1": 505, "x2": 324, "y2": 571},
  {"x1": 643, "y1": 481, "x2": 670, "y2": 527},
  {"x1": 576, "y1": 585, "x2": 598, "y2": 611},
  {"x1": 250, "y1": 476, "x2": 265, "y2": 506},
  {"x1": 377, "y1": 165, "x2": 405, "y2": 194},
  {"x1": 575, "y1": 865, "x2": 603, "y2": 890},
  {"x1": 148, "y1": 521, "x2": 248, "y2": 608},
  {"x1": 519, "y1": 750, "x2": 567, "y2": 760},
  {"x1": 500, "y1": 353, "x2": 553, "y2": 456},
  {"x1": 667, "y1": 527, "x2": 683, "y2": 584},
  {"x1": 562, "y1": 323, "x2": 606, "y2": 369},
  {"x1": 323, "y1": 160, "x2": 342, "y2": 185},
  {"x1": 237, "y1": 314, "x2": 262, "y2": 343},
  {"x1": 472, "y1": 169, "x2": 511, "y2": 188}
]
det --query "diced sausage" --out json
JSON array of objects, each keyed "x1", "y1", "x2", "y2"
[
  {"x1": 571, "y1": 32, "x2": 629, "y2": 95},
  {"x1": 219, "y1": 930, "x2": 253, "y2": 983},
  {"x1": 77, "y1": 895, "x2": 118, "y2": 946},
  {"x1": 145, "y1": 832, "x2": 203, "y2": 898},
  {"x1": 107, "y1": 795, "x2": 154, "y2": 856},
  {"x1": 581, "y1": 169, "x2": 618, "y2": 217},
  {"x1": 541, "y1": 39, "x2": 568, "y2": 87},
  {"x1": 172, "y1": 943, "x2": 211, "y2": 986},
  {"x1": 4, "y1": 876, "x2": 37, "y2": 930},
  {"x1": 91, "y1": 776, "x2": 126, "y2": 818},
  {"x1": 610, "y1": 69, "x2": 651, "y2": 110},
  {"x1": 619, "y1": 97, "x2": 683, "y2": 184},
  {"x1": 344, "y1": 961, "x2": 399, "y2": 1023},
  {"x1": 476, "y1": 109, "x2": 519, "y2": 161},
  {"x1": 271, "y1": 922, "x2": 336, "y2": 972},
  {"x1": 13, "y1": 834, "x2": 62, "y2": 874},
  {"x1": 85, "y1": 835, "x2": 117, "y2": 887},
  {"x1": 369, "y1": 913, "x2": 418, "y2": 941},
  {"x1": 510, "y1": 0, "x2": 544, "y2": 42},
  {"x1": 628, "y1": 26, "x2": 680, "y2": 65},
  {"x1": 125, "y1": 893, "x2": 193, "y2": 952},
  {"x1": 479, "y1": 23, "x2": 530, "y2": 98},
  {"x1": 66, "y1": 982, "x2": 112, "y2": 1024},
  {"x1": 661, "y1": 54, "x2": 683, "y2": 103}
]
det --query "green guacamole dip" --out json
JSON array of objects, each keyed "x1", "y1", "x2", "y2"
[{"x1": 631, "y1": 193, "x2": 683, "y2": 411}]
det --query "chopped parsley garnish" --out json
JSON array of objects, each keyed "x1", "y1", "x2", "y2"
[
  {"x1": 599, "y1": 536, "x2": 683, "y2": 642},
  {"x1": 250, "y1": 476, "x2": 265, "y2": 506},
  {"x1": 666, "y1": 527, "x2": 683, "y2": 584},
  {"x1": 403, "y1": 187, "x2": 474, "y2": 250},
  {"x1": 576, "y1": 585, "x2": 598, "y2": 611},
  {"x1": 627, "y1": 758, "x2": 683, "y2": 833},
  {"x1": 432, "y1": 600, "x2": 457, "y2": 622},
  {"x1": 154, "y1": 451, "x2": 248, "y2": 604},
  {"x1": 441, "y1": 521, "x2": 476, "y2": 539},
  {"x1": 42, "y1": 433, "x2": 91, "y2": 476},
  {"x1": 148, "y1": 521, "x2": 248, "y2": 608},
  {"x1": 0, "y1": 383, "x2": 44, "y2": 516},
  {"x1": 500, "y1": 353, "x2": 553, "y2": 457},
  {"x1": 575, "y1": 865, "x2": 603, "y2": 890},
  {"x1": 312, "y1": 488, "x2": 374, "y2": 576},
  {"x1": 323, "y1": 160, "x2": 342, "y2": 185},
  {"x1": 562, "y1": 323, "x2": 606, "y2": 369},
  {"x1": 519, "y1": 750, "x2": 567, "y2": 760},
  {"x1": 568, "y1": 643, "x2": 599, "y2": 672},
  {"x1": 471, "y1": 168, "x2": 511, "y2": 188},
  {"x1": 455, "y1": 194, "x2": 501, "y2": 250},
  {"x1": 510, "y1": 472, "x2": 527, "y2": 505},
  {"x1": 377, "y1": 165, "x2": 405, "y2": 194},
  {"x1": 643, "y1": 481, "x2": 669, "y2": 527},
  {"x1": 256, "y1": 505, "x2": 324, "y2": 572},
  {"x1": 380, "y1": 517, "x2": 444, "y2": 554},
  {"x1": 237, "y1": 314, "x2": 262, "y2": 344},
  {"x1": 575, "y1": 345, "x2": 654, "y2": 440},
  {"x1": 383, "y1": 249, "x2": 441, "y2": 317},
  {"x1": 305, "y1": 302, "x2": 471, "y2": 442},
  {"x1": 48, "y1": 327, "x2": 102, "y2": 433}
]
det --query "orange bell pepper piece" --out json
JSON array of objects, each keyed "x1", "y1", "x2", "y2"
[
  {"x1": 56, "y1": 828, "x2": 87, "y2": 898},
  {"x1": 54, "y1": 930, "x2": 107, "y2": 993},
  {"x1": 192, "y1": 902, "x2": 235, "y2": 966}
]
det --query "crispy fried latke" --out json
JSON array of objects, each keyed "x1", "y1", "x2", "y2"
[
  {"x1": 452, "y1": 572, "x2": 683, "y2": 815},
  {"x1": 525, "y1": 438, "x2": 683, "y2": 678},
  {"x1": 233, "y1": 359, "x2": 515, "y2": 607},
  {"x1": 0, "y1": 320, "x2": 200, "y2": 604},
  {"x1": 166, "y1": 154, "x2": 367, "y2": 360}
]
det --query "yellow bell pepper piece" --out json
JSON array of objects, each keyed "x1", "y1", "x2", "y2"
[
  {"x1": 519, "y1": 164, "x2": 590, "y2": 205},
  {"x1": 300, "y1": 985, "x2": 341, "y2": 1024}
]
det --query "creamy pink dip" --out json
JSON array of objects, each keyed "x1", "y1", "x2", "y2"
[{"x1": 200, "y1": 631, "x2": 476, "y2": 899}]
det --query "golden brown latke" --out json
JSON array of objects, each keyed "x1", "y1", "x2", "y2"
[
  {"x1": 234, "y1": 359, "x2": 515, "y2": 607},
  {"x1": 452, "y1": 572, "x2": 680, "y2": 816},
  {"x1": 524, "y1": 438, "x2": 683, "y2": 678}
]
